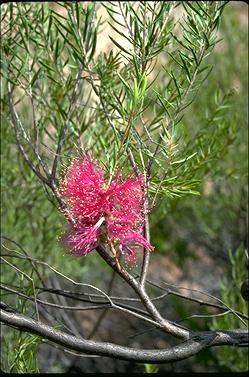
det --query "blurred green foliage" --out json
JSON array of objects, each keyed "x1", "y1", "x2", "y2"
[
  {"x1": 209, "y1": 244, "x2": 248, "y2": 372},
  {"x1": 150, "y1": 3, "x2": 248, "y2": 372},
  {"x1": 150, "y1": 2, "x2": 248, "y2": 262},
  {"x1": 1, "y1": 332, "x2": 40, "y2": 373},
  {"x1": 144, "y1": 363, "x2": 159, "y2": 373}
]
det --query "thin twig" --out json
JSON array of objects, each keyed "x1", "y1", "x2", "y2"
[
  {"x1": 1, "y1": 258, "x2": 39, "y2": 322},
  {"x1": 88, "y1": 270, "x2": 116, "y2": 339},
  {"x1": 51, "y1": 65, "x2": 83, "y2": 183},
  {"x1": 7, "y1": 81, "x2": 51, "y2": 186},
  {"x1": 146, "y1": 279, "x2": 249, "y2": 325}
]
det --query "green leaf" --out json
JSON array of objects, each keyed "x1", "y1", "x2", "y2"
[
  {"x1": 144, "y1": 364, "x2": 158, "y2": 373},
  {"x1": 39, "y1": 60, "x2": 56, "y2": 73},
  {"x1": 109, "y1": 35, "x2": 133, "y2": 56},
  {"x1": 117, "y1": 72, "x2": 131, "y2": 91},
  {"x1": 75, "y1": 2, "x2": 80, "y2": 27},
  {"x1": 88, "y1": 28, "x2": 97, "y2": 61},
  {"x1": 30, "y1": 68, "x2": 42, "y2": 86}
]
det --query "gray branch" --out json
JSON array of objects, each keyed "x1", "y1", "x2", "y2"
[{"x1": 1, "y1": 307, "x2": 248, "y2": 364}]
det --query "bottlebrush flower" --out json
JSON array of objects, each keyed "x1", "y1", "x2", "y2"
[
  {"x1": 59, "y1": 153, "x2": 153, "y2": 262},
  {"x1": 61, "y1": 217, "x2": 105, "y2": 256}
]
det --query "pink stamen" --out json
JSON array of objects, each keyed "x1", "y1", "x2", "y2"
[{"x1": 59, "y1": 154, "x2": 152, "y2": 261}]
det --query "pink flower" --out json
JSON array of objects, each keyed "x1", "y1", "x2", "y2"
[
  {"x1": 59, "y1": 153, "x2": 152, "y2": 261},
  {"x1": 118, "y1": 234, "x2": 152, "y2": 263},
  {"x1": 61, "y1": 217, "x2": 105, "y2": 256},
  {"x1": 59, "y1": 154, "x2": 105, "y2": 221}
]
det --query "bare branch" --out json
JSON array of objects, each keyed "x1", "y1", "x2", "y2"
[
  {"x1": 50, "y1": 65, "x2": 83, "y2": 183},
  {"x1": 146, "y1": 279, "x2": 249, "y2": 323},
  {"x1": 96, "y1": 245, "x2": 191, "y2": 340},
  {"x1": 1, "y1": 307, "x2": 248, "y2": 364},
  {"x1": 140, "y1": 171, "x2": 151, "y2": 288},
  {"x1": 7, "y1": 81, "x2": 51, "y2": 186},
  {"x1": 88, "y1": 270, "x2": 116, "y2": 339}
]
